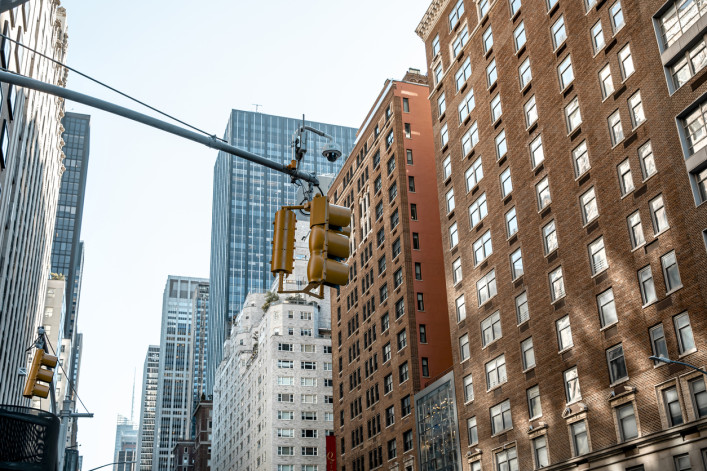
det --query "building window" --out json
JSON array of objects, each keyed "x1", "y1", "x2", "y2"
[
  {"x1": 500, "y1": 167, "x2": 512, "y2": 198},
  {"x1": 463, "y1": 374, "x2": 474, "y2": 403},
  {"x1": 380, "y1": 283, "x2": 388, "y2": 302},
  {"x1": 519, "y1": 56, "x2": 532, "y2": 89},
  {"x1": 399, "y1": 362, "x2": 409, "y2": 383},
  {"x1": 375, "y1": 201, "x2": 384, "y2": 221},
  {"x1": 479, "y1": 0, "x2": 490, "y2": 17},
  {"x1": 592, "y1": 20, "x2": 605, "y2": 53},
  {"x1": 617, "y1": 403, "x2": 638, "y2": 441},
  {"x1": 403, "y1": 97, "x2": 409, "y2": 113},
  {"x1": 397, "y1": 329, "x2": 407, "y2": 350},
  {"x1": 650, "y1": 195, "x2": 669, "y2": 234},
  {"x1": 383, "y1": 342, "x2": 391, "y2": 363},
  {"x1": 543, "y1": 220, "x2": 558, "y2": 255},
  {"x1": 386, "y1": 130, "x2": 394, "y2": 148},
  {"x1": 552, "y1": 15, "x2": 567, "y2": 50},
  {"x1": 387, "y1": 439, "x2": 396, "y2": 459},
  {"x1": 496, "y1": 129, "x2": 507, "y2": 160},
  {"x1": 389, "y1": 183, "x2": 398, "y2": 202},
  {"x1": 547, "y1": 0, "x2": 558, "y2": 10},
  {"x1": 564, "y1": 97, "x2": 582, "y2": 135},
  {"x1": 456, "y1": 57, "x2": 472, "y2": 91},
  {"x1": 467, "y1": 417, "x2": 478, "y2": 445},
  {"x1": 391, "y1": 209, "x2": 399, "y2": 229},
  {"x1": 487, "y1": 58, "x2": 498, "y2": 87},
  {"x1": 638, "y1": 265, "x2": 657, "y2": 305},
  {"x1": 696, "y1": 168, "x2": 707, "y2": 203},
  {"x1": 549, "y1": 266, "x2": 565, "y2": 301},
  {"x1": 459, "y1": 88, "x2": 475, "y2": 123},
  {"x1": 650, "y1": 324, "x2": 669, "y2": 364},
  {"x1": 452, "y1": 26, "x2": 470, "y2": 57},
  {"x1": 450, "y1": 222, "x2": 459, "y2": 248},
  {"x1": 466, "y1": 157, "x2": 483, "y2": 192},
  {"x1": 384, "y1": 373, "x2": 393, "y2": 394},
  {"x1": 483, "y1": 26, "x2": 493, "y2": 53},
  {"x1": 514, "y1": 21, "x2": 527, "y2": 51},
  {"x1": 443, "y1": 155, "x2": 451, "y2": 180},
  {"x1": 580, "y1": 187, "x2": 599, "y2": 224},
  {"x1": 392, "y1": 238, "x2": 401, "y2": 258},
  {"x1": 607, "y1": 344, "x2": 628, "y2": 383},
  {"x1": 419, "y1": 324, "x2": 427, "y2": 343},
  {"x1": 674, "y1": 312, "x2": 696, "y2": 354},
  {"x1": 599, "y1": 64, "x2": 614, "y2": 99},
  {"x1": 638, "y1": 141, "x2": 657, "y2": 180},
  {"x1": 674, "y1": 454, "x2": 692, "y2": 471},
  {"x1": 440, "y1": 123, "x2": 449, "y2": 148},
  {"x1": 453, "y1": 258, "x2": 463, "y2": 284},
  {"x1": 462, "y1": 121, "x2": 479, "y2": 155},
  {"x1": 608, "y1": 110, "x2": 624, "y2": 146},
  {"x1": 374, "y1": 175, "x2": 382, "y2": 194},
  {"x1": 506, "y1": 207, "x2": 518, "y2": 238},
  {"x1": 434, "y1": 62, "x2": 443, "y2": 85},
  {"x1": 477, "y1": 270, "x2": 498, "y2": 306},
  {"x1": 421, "y1": 358, "x2": 429, "y2": 377},
  {"x1": 664, "y1": 386, "x2": 684, "y2": 426},
  {"x1": 516, "y1": 291, "x2": 529, "y2": 324},
  {"x1": 485, "y1": 354, "x2": 507, "y2": 389},
  {"x1": 412, "y1": 232, "x2": 420, "y2": 249},
  {"x1": 589, "y1": 237, "x2": 608, "y2": 275},
  {"x1": 536, "y1": 177, "x2": 551, "y2": 210},
  {"x1": 414, "y1": 262, "x2": 422, "y2": 281},
  {"x1": 456, "y1": 295, "x2": 466, "y2": 322},
  {"x1": 571, "y1": 421, "x2": 589, "y2": 455},
  {"x1": 533, "y1": 436, "x2": 549, "y2": 468},
  {"x1": 557, "y1": 315, "x2": 573, "y2": 351},
  {"x1": 610, "y1": 1, "x2": 625, "y2": 32},
  {"x1": 469, "y1": 193, "x2": 488, "y2": 228},
  {"x1": 490, "y1": 400, "x2": 512, "y2": 435},
  {"x1": 448, "y1": 0, "x2": 464, "y2": 30},
  {"x1": 521, "y1": 337, "x2": 536, "y2": 370},
  {"x1": 618, "y1": 44, "x2": 635, "y2": 80},
  {"x1": 558, "y1": 55, "x2": 574, "y2": 90},
  {"x1": 661, "y1": 251, "x2": 682, "y2": 293},
  {"x1": 671, "y1": 40, "x2": 707, "y2": 90},
  {"x1": 563, "y1": 366, "x2": 582, "y2": 404},
  {"x1": 403, "y1": 430, "x2": 413, "y2": 452},
  {"x1": 385, "y1": 405, "x2": 395, "y2": 427},
  {"x1": 432, "y1": 33, "x2": 440, "y2": 56},
  {"x1": 510, "y1": 0, "x2": 521, "y2": 16},
  {"x1": 460, "y1": 333, "x2": 470, "y2": 362},
  {"x1": 628, "y1": 91, "x2": 646, "y2": 128},
  {"x1": 658, "y1": 0, "x2": 707, "y2": 48},
  {"x1": 618, "y1": 159, "x2": 634, "y2": 196},
  {"x1": 416, "y1": 293, "x2": 424, "y2": 311},
  {"x1": 495, "y1": 447, "x2": 518, "y2": 471},
  {"x1": 525, "y1": 95, "x2": 538, "y2": 128},
  {"x1": 473, "y1": 230, "x2": 493, "y2": 265},
  {"x1": 491, "y1": 93, "x2": 502, "y2": 122},
  {"x1": 689, "y1": 377, "x2": 707, "y2": 418},
  {"x1": 572, "y1": 140, "x2": 590, "y2": 178},
  {"x1": 527, "y1": 385, "x2": 542, "y2": 419},
  {"x1": 682, "y1": 102, "x2": 707, "y2": 155},
  {"x1": 481, "y1": 310, "x2": 502, "y2": 346},
  {"x1": 529, "y1": 134, "x2": 544, "y2": 168},
  {"x1": 378, "y1": 256, "x2": 386, "y2": 275},
  {"x1": 597, "y1": 288, "x2": 618, "y2": 327},
  {"x1": 401, "y1": 395, "x2": 411, "y2": 416},
  {"x1": 510, "y1": 248, "x2": 524, "y2": 280},
  {"x1": 410, "y1": 203, "x2": 418, "y2": 220}
]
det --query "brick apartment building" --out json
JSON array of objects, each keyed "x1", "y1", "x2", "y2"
[
  {"x1": 329, "y1": 70, "x2": 453, "y2": 471},
  {"x1": 416, "y1": 0, "x2": 707, "y2": 470}
]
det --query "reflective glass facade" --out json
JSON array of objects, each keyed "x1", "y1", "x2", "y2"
[
  {"x1": 52, "y1": 112, "x2": 90, "y2": 341},
  {"x1": 207, "y1": 110, "x2": 356, "y2": 393}
]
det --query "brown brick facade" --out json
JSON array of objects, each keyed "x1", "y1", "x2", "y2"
[{"x1": 417, "y1": 0, "x2": 707, "y2": 470}]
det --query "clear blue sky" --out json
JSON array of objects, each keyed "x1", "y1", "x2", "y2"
[{"x1": 58, "y1": 0, "x2": 432, "y2": 466}]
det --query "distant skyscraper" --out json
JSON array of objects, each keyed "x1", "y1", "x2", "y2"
[
  {"x1": 189, "y1": 281, "x2": 209, "y2": 434},
  {"x1": 153, "y1": 276, "x2": 207, "y2": 471},
  {"x1": 114, "y1": 414, "x2": 137, "y2": 471},
  {"x1": 137, "y1": 345, "x2": 160, "y2": 471},
  {"x1": 207, "y1": 110, "x2": 356, "y2": 394},
  {"x1": 52, "y1": 112, "x2": 90, "y2": 342}
]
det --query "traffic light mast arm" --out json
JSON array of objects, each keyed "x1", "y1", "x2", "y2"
[{"x1": 0, "y1": 70, "x2": 319, "y2": 185}]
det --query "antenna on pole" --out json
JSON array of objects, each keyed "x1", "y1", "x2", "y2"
[{"x1": 130, "y1": 368, "x2": 136, "y2": 423}]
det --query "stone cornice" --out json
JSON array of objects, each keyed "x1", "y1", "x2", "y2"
[{"x1": 416, "y1": 0, "x2": 449, "y2": 41}]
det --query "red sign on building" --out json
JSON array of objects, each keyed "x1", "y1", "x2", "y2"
[{"x1": 326, "y1": 435, "x2": 337, "y2": 471}]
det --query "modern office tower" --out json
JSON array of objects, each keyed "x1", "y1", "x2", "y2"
[
  {"x1": 416, "y1": 1, "x2": 707, "y2": 470},
  {"x1": 52, "y1": 112, "x2": 90, "y2": 341},
  {"x1": 138, "y1": 345, "x2": 160, "y2": 471},
  {"x1": 0, "y1": 1, "x2": 69, "y2": 406},
  {"x1": 213, "y1": 221, "x2": 335, "y2": 471},
  {"x1": 154, "y1": 276, "x2": 208, "y2": 471},
  {"x1": 328, "y1": 69, "x2": 452, "y2": 471},
  {"x1": 207, "y1": 110, "x2": 357, "y2": 395},
  {"x1": 189, "y1": 282, "x2": 209, "y2": 426},
  {"x1": 114, "y1": 414, "x2": 138, "y2": 471}
]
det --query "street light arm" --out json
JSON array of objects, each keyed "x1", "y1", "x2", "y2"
[
  {"x1": 87, "y1": 461, "x2": 136, "y2": 471},
  {"x1": 649, "y1": 356, "x2": 707, "y2": 375}
]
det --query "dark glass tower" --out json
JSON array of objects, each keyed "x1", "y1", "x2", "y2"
[
  {"x1": 51, "y1": 112, "x2": 90, "y2": 341},
  {"x1": 207, "y1": 110, "x2": 356, "y2": 393}
]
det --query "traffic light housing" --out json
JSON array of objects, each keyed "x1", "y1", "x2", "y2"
[
  {"x1": 271, "y1": 208, "x2": 297, "y2": 276},
  {"x1": 23, "y1": 348, "x2": 58, "y2": 399},
  {"x1": 307, "y1": 195, "x2": 351, "y2": 287}
]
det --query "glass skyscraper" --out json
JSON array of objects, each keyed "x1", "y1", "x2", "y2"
[
  {"x1": 207, "y1": 110, "x2": 356, "y2": 393},
  {"x1": 51, "y1": 111, "x2": 90, "y2": 341}
]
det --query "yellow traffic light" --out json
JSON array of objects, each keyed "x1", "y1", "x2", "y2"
[
  {"x1": 307, "y1": 195, "x2": 351, "y2": 287},
  {"x1": 271, "y1": 208, "x2": 297, "y2": 276},
  {"x1": 23, "y1": 348, "x2": 58, "y2": 399}
]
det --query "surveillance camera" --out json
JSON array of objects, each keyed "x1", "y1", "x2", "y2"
[{"x1": 321, "y1": 142, "x2": 342, "y2": 162}]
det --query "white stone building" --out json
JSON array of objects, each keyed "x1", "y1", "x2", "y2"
[
  {"x1": 213, "y1": 222, "x2": 334, "y2": 471},
  {"x1": 0, "y1": 0, "x2": 70, "y2": 406}
]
